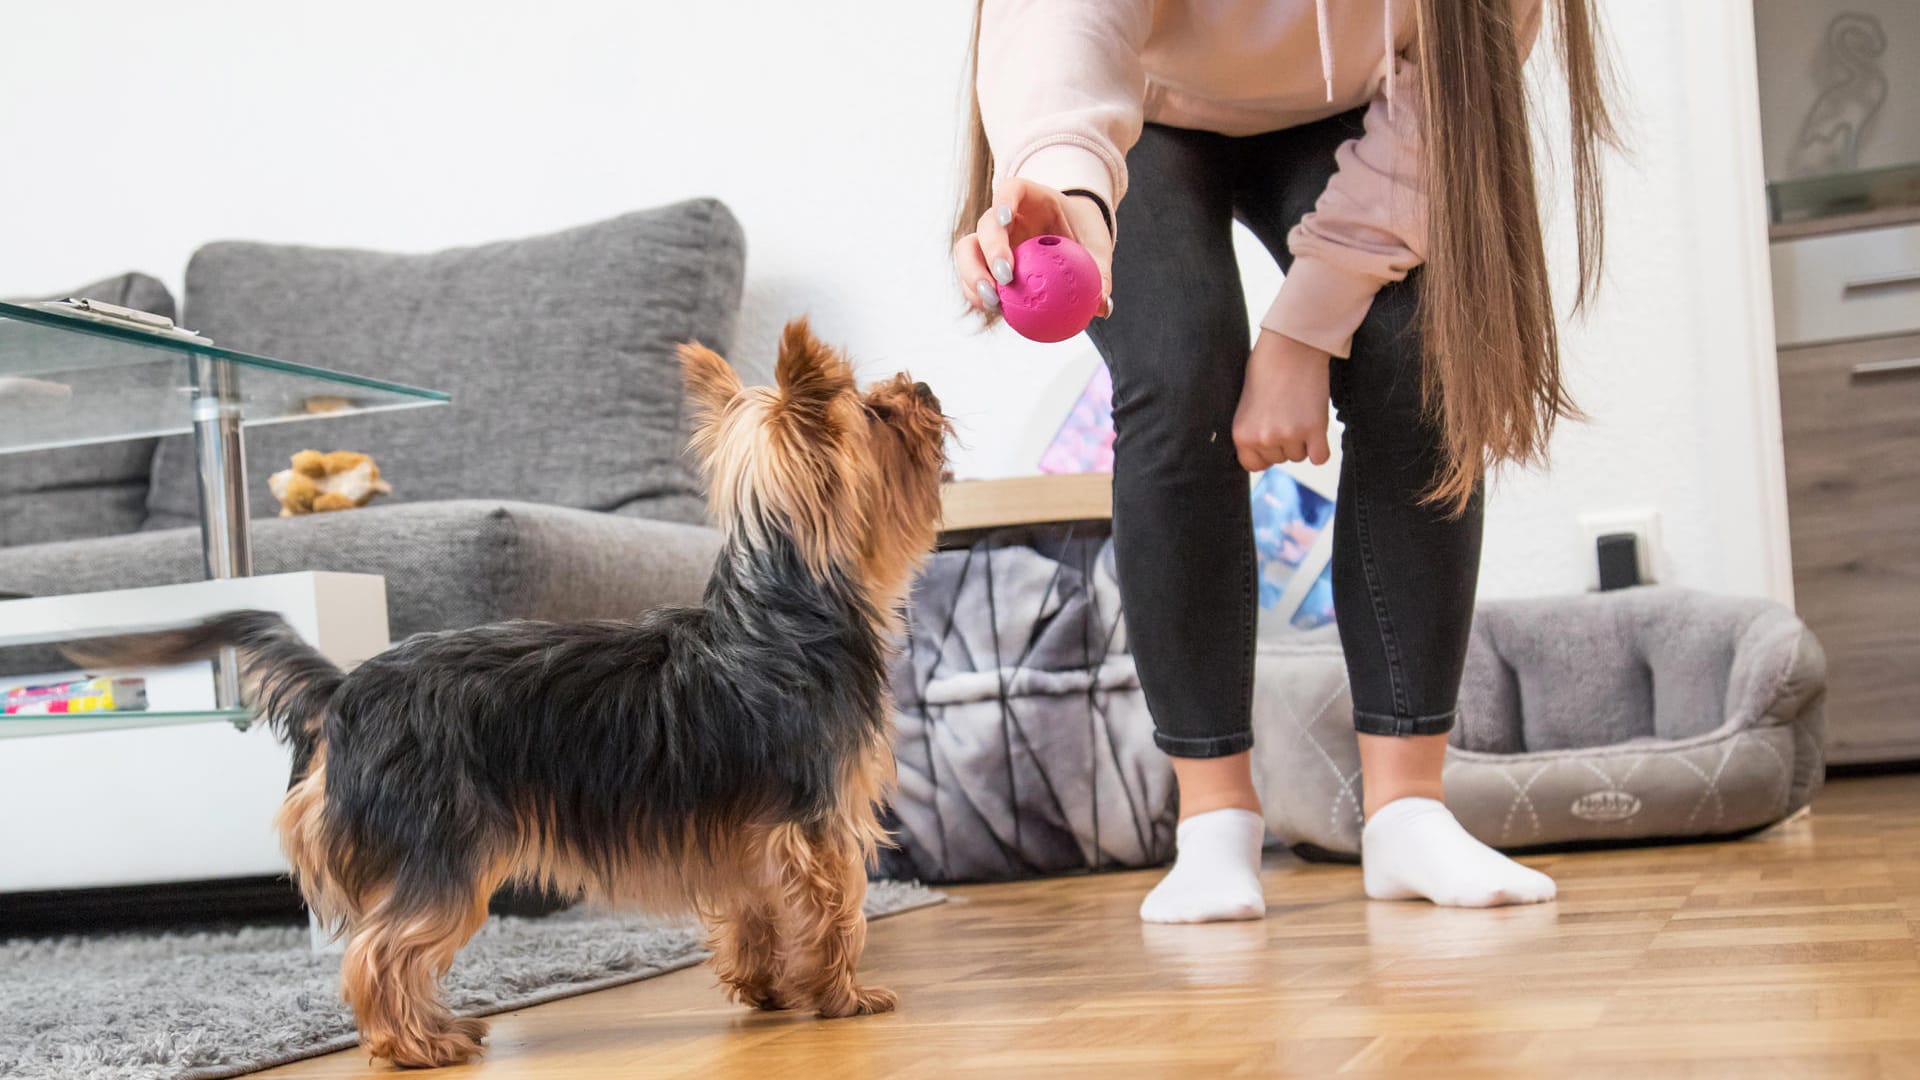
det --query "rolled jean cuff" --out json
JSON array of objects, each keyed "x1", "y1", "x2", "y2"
[
  {"x1": 1353, "y1": 708, "x2": 1456, "y2": 738},
  {"x1": 1154, "y1": 729, "x2": 1255, "y2": 759}
]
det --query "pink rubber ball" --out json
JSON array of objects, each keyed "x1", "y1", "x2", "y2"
[{"x1": 996, "y1": 235, "x2": 1102, "y2": 343}]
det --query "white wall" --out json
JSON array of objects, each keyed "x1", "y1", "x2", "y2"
[
  {"x1": 0, "y1": 0, "x2": 1787, "y2": 602},
  {"x1": 1479, "y1": 0, "x2": 1790, "y2": 601}
]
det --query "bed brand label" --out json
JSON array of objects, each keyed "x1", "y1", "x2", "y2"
[{"x1": 1570, "y1": 790, "x2": 1642, "y2": 822}]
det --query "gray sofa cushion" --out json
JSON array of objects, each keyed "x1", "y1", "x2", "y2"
[
  {"x1": 145, "y1": 200, "x2": 746, "y2": 531},
  {"x1": 1257, "y1": 588, "x2": 1827, "y2": 858},
  {"x1": 1, "y1": 274, "x2": 177, "y2": 547},
  {"x1": 0, "y1": 500, "x2": 722, "y2": 676}
]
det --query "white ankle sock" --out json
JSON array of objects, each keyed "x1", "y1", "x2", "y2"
[
  {"x1": 1138, "y1": 808, "x2": 1267, "y2": 924},
  {"x1": 1361, "y1": 797, "x2": 1556, "y2": 907}
]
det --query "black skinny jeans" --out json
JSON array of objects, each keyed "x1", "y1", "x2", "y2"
[{"x1": 1085, "y1": 113, "x2": 1483, "y2": 759}]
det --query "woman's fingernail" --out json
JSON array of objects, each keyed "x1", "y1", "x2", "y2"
[
  {"x1": 996, "y1": 206, "x2": 1012, "y2": 227},
  {"x1": 1103, "y1": 295, "x2": 1114, "y2": 318},
  {"x1": 992, "y1": 258, "x2": 1013, "y2": 285},
  {"x1": 975, "y1": 280, "x2": 1001, "y2": 311}
]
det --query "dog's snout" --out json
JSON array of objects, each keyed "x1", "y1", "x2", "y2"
[{"x1": 912, "y1": 381, "x2": 935, "y2": 405}]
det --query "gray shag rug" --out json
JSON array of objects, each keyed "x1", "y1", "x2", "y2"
[{"x1": 0, "y1": 880, "x2": 941, "y2": 1080}]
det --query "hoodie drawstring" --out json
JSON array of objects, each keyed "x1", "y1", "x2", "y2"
[
  {"x1": 1315, "y1": 0, "x2": 1336, "y2": 102},
  {"x1": 1383, "y1": 0, "x2": 1397, "y2": 119},
  {"x1": 1316, "y1": 0, "x2": 1401, "y2": 119}
]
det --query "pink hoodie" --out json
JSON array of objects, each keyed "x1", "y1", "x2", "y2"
[{"x1": 977, "y1": 0, "x2": 1542, "y2": 358}]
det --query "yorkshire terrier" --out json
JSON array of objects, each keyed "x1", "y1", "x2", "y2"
[{"x1": 71, "y1": 320, "x2": 948, "y2": 1068}]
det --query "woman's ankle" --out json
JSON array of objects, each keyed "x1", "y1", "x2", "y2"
[
  {"x1": 1178, "y1": 791, "x2": 1263, "y2": 821},
  {"x1": 1362, "y1": 783, "x2": 1444, "y2": 821},
  {"x1": 1356, "y1": 733, "x2": 1449, "y2": 819},
  {"x1": 1170, "y1": 750, "x2": 1262, "y2": 822}
]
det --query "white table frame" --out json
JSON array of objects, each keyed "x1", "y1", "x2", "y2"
[{"x1": 0, "y1": 572, "x2": 388, "y2": 950}]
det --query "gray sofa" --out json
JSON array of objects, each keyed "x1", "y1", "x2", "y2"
[{"x1": 0, "y1": 201, "x2": 742, "y2": 668}]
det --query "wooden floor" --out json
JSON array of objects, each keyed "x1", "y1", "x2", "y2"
[{"x1": 264, "y1": 774, "x2": 1920, "y2": 1079}]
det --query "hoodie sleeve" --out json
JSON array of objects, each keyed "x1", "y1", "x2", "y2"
[
  {"x1": 1263, "y1": 0, "x2": 1545, "y2": 358},
  {"x1": 976, "y1": 0, "x2": 1153, "y2": 212}
]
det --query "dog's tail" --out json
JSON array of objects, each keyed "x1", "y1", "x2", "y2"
[{"x1": 66, "y1": 611, "x2": 343, "y2": 771}]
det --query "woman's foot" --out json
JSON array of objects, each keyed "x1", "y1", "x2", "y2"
[
  {"x1": 1361, "y1": 797, "x2": 1556, "y2": 907},
  {"x1": 1139, "y1": 808, "x2": 1268, "y2": 923}
]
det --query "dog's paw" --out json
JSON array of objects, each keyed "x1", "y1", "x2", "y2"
[
  {"x1": 367, "y1": 1016, "x2": 488, "y2": 1068},
  {"x1": 816, "y1": 984, "x2": 897, "y2": 1019},
  {"x1": 445, "y1": 1016, "x2": 490, "y2": 1055},
  {"x1": 725, "y1": 982, "x2": 791, "y2": 1011}
]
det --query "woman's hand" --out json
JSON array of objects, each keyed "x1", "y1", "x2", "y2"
[
  {"x1": 1233, "y1": 330, "x2": 1332, "y2": 471},
  {"x1": 954, "y1": 178, "x2": 1114, "y2": 317}
]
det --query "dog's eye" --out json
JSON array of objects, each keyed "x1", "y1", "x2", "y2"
[{"x1": 866, "y1": 403, "x2": 894, "y2": 422}]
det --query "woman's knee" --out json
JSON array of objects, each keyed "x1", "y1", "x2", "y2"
[{"x1": 1098, "y1": 325, "x2": 1247, "y2": 452}]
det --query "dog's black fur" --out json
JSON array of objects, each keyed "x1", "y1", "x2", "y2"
[{"x1": 92, "y1": 528, "x2": 889, "y2": 911}]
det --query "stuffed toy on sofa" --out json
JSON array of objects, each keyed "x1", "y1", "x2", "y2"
[{"x1": 267, "y1": 450, "x2": 392, "y2": 515}]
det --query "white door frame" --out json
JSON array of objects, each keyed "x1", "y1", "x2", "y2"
[{"x1": 1678, "y1": 0, "x2": 1796, "y2": 606}]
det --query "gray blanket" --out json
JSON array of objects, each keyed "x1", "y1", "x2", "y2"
[{"x1": 887, "y1": 532, "x2": 1175, "y2": 881}]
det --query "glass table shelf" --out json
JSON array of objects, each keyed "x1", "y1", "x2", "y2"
[
  {"x1": 0, "y1": 299, "x2": 447, "y2": 454},
  {"x1": 0, "y1": 708, "x2": 250, "y2": 739},
  {"x1": 1768, "y1": 161, "x2": 1920, "y2": 228},
  {"x1": 0, "y1": 295, "x2": 449, "y2": 708}
]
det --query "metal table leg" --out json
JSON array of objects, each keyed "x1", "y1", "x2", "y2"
[{"x1": 191, "y1": 356, "x2": 251, "y2": 708}]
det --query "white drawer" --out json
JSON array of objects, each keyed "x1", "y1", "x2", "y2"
[{"x1": 1771, "y1": 221, "x2": 1920, "y2": 348}]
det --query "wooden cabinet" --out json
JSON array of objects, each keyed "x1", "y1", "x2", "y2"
[
  {"x1": 1773, "y1": 224, "x2": 1920, "y2": 763},
  {"x1": 1771, "y1": 221, "x2": 1920, "y2": 348}
]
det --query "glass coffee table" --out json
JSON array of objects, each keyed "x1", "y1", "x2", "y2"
[{"x1": 0, "y1": 297, "x2": 447, "y2": 736}]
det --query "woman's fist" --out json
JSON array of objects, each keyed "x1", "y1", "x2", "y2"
[{"x1": 1232, "y1": 330, "x2": 1332, "y2": 471}]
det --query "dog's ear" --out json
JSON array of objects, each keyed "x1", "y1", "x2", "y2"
[
  {"x1": 678, "y1": 342, "x2": 743, "y2": 429},
  {"x1": 773, "y1": 318, "x2": 854, "y2": 417}
]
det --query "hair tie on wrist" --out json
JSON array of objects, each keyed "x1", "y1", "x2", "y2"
[{"x1": 1061, "y1": 189, "x2": 1114, "y2": 240}]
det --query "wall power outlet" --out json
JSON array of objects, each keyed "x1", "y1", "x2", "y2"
[{"x1": 1577, "y1": 508, "x2": 1662, "y2": 591}]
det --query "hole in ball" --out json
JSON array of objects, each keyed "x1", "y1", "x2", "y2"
[{"x1": 1038, "y1": 236, "x2": 1061, "y2": 246}]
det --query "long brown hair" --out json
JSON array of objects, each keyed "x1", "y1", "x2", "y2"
[{"x1": 953, "y1": 0, "x2": 1620, "y2": 510}]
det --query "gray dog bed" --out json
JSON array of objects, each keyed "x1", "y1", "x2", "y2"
[{"x1": 1257, "y1": 587, "x2": 1828, "y2": 859}]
